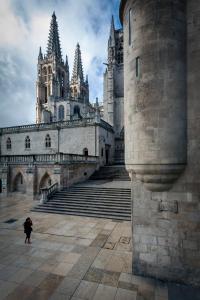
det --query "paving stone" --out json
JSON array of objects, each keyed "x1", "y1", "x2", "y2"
[
  {"x1": 22, "y1": 270, "x2": 49, "y2": 287},
  {"x1": 101, "y1": 270, "x2": 120, "y2": 287},
  {"x1": 4, "y1": 284, "x2": 35, "y2": 300},
  {"x1": 93, "y1": 284, "x2": 117, "y2": 300},
  {"x1": 118, "y1": 280, "x2": 138, "y2": 292},
  {"x1": 83, "y1": 267, "x2": 104, "y2": 283},
  {"x1": 9, "y1": 267, "x2": 34, "y2": 283},
  {"x1": 38, "y1": 273, "x2": 65, "y2": 293},
  {"x1": 90, "y1": 234, "x2": 109, "y2": 248},
  {"x1": 115, "y1": 287, "x2": 137, "y2": 300},
  {"x1": 55, "y1": 276, "x2": 80, "y2": 297},
  {"x1": 73, "y1": 280, "x2": 98, "y2": 299},
  {"x1": 0, "y1": 281, "x2": 18, "y2": 299},
  {"x1": 52, "y1": 262, "x2": 74, "y2": 276}
]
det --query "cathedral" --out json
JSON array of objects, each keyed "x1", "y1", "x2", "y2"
[{"x1": 0, "y1": 12, "x2": 124, "y2": 198}]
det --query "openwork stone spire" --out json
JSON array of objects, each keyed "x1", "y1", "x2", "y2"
[
  {"x1": 71, "y1": 43, "x2": 84, "y2": 83},
  {"x1": 47, "y1": 12, "x2": 62, "y2": 60}
]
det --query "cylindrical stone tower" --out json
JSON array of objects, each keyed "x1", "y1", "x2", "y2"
[{"x1": 120, "y1": 0, "x2": 187, "y2": 191}]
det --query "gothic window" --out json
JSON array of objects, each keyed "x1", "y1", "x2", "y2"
[
  {"x1": 83, "y1": 148, "x2": 88, "y2": 156},
  {"x1": 129, "y1": 9, "x2": 132, "y2": 46},
  {"x1": 6, "y1": 137, "x2": 11, "y2": 150},
  {"x1": 58, "y1": 105, "x2": 65, "y2": 121},
  {"x1": 45, "y1": 134, "x2": 51, "y2": 148},
  {"x1": 25, "y1": 136, "x2": 31, "y2": 149}
]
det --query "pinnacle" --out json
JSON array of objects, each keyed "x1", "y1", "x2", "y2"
[
  {"x1": 71, "y1": 43, "x2": 84, "y2": 83},
  {"x1": 46, "y1": 12, "x2": 62, "y2": 60}
]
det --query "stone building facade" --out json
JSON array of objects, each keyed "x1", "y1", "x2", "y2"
[
  {"x1": 36, "y1": 12, "x2": 95, "y2": 124},
  {"x1": 0, "y1": 12, "x2": 116, "y2": 199},
  {"x1": 120, "y1": 0, "x2": 200, "y2": 286}
]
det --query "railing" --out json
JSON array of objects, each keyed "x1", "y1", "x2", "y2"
[
  {"x1": 40, "y1": 182, "x2": 58, "y2": 204},
  {"x1": 0, "y1": 118, "x2": 96, "y2": 134},
  {"x1": 0, "y1": 153, "x2": 99, "y2": 164}
]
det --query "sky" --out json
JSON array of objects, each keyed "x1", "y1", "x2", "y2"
[{"x1": 0, "y1": 0, "x2": 121, "y2": 127}]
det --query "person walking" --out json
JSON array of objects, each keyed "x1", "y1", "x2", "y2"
[{"x1": 24, "y1": 217, "x2": 33, "y2": 244}]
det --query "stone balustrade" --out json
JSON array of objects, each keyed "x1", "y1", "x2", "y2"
[
  {"x1": 40, "y1": 182, "x2": 58, "y2": 204},
  {"x1": 0, "y1": 118, "x2": 113, "y2": 134},
  {"x1": 0, "y1": 153, "x2": 99, "y2": 164}
]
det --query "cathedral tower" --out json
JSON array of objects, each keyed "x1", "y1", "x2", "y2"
[
  {"x1": 36, "y1": 12, "x2": 70, "y2": 123},
  {"x1": 103, "y1": 16, "x2": 124, "y2": 163},
  {"x1": 70, "y1": 43, "x2": 89, "y2": 104}
]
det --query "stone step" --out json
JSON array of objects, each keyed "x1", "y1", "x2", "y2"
[
  {"x1": 51, "y1": 197, "x2": 131, "y2": 204},
  {"x1": 57, "y1": 193, "x2": 131, "y2": 197},
  {"x1": 32, "y1": 172, "x2": 131, "y2": 220},
  {"x1": 32, "y1": 206, "x2": 131, "y2": 221},
  {"x1": 36, "y1": 202, "x2": 131, "y2": 212},
  {"x1": 62, "y1": 187, "x2": 131, "y2": 192},
  {"x1": 48, "y1": 200, "x2": 131, "y2": 208},
  {"x1": 32, "y1": 207, "x2": 131, "y2": 221}
]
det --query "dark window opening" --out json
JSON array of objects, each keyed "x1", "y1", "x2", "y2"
[
  {"x1": 101, "y1": 148, "x2": 104, "y2": 157},
  {"x1": 45, "y1": 86, "x2": 48, "y2": 103},
  {"x1": 83, "y1": 148, "x2": 88, "y2": 156},
  {"x1": 58, "y1": 105, "x2": 65, "y2": 121},
  {"x1": 45, "y1": 134, "x2": 51, "y2": 148},
  {"x1": 136, "y1": 56, "x2": 140, "y2": 78},
  {"x1": 6, "y1": 137, "x2": 11, "y2": 150},
  {"x1": 25, "y1": 136, "x2": 31, "y2": 149},
  {"x1": 0, "y1": 179, "x2": 2, "y2": 193}
]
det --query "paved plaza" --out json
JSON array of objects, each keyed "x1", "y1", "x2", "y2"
[{"x1": 0, "y1": 194, "x2": 199, "y2": 300}]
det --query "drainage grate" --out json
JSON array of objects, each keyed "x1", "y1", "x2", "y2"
[{"x1": 4, "y1": 218, "x2": 18, "y2": 224}]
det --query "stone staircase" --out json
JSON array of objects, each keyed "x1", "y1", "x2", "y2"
[
  {"x1": 89, "y1": 165, "x2": 130, "y2": 181},
  {"x1": 32, "y1": 186, "x2": 131, "y2": 221}
]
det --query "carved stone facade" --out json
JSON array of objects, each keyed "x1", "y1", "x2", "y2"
[
  {"x1": 103, "y1": 17, "x2": 125, "y2": 164},
  {"x1": 36, "y1": 12, "x2": 95, "y2": 124},
  {"x1": 120, "y1": 0, "x2": 200, "y2": 286}
]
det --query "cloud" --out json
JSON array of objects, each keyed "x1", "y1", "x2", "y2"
[{"x1": 0, "y1": 0, "x2": 121, "y2": 126}]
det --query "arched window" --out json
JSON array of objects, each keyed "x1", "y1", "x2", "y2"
[
  {"x1": 58, "y1": 105, "x2": 65, "y2": 121},
  {"x1": 83, "y1": 148, "x2": 88, "y2": 156},
  {"x1": 6, "y1": 137, "x2": 11, "y2": 150},
  {"x1": 25, "y1": 136, "x2": 30, "y2": 149},
  {"x1": 45, "y1": 134, "x2": 51, "y2": 148}
]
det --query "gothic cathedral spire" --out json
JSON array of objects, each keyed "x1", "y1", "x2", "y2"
[
  {"x1": 109, "y1": 15, "x2": 115, "y2": 47},
  {"x1": 70, "y1": 43, "x2": 89, "y2": 103},
  {"x1": 71, "y1": 43, "x2": 84, "y2": 84},
  {"x1": 46, "y1": 11, "x2": 62, "y2": 60}
]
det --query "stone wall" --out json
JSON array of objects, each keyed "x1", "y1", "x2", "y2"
[
  {"x1": 0, "y1": 122, "x2": 114, "y2": 161},
  {"x1": 0, "y1": 162, "x2": 98, "y2": 199},
  {"x1": 120, "y1": 0, "x2": 200, "y2": 286}
]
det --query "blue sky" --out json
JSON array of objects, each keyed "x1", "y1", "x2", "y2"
[{"x1": 0, "y1": 0, "x2": 121, "y2": 127}]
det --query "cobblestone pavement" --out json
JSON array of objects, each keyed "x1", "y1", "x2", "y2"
[{"x1": 0, "y1": 194, "x2": 199, "y2": 300}]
